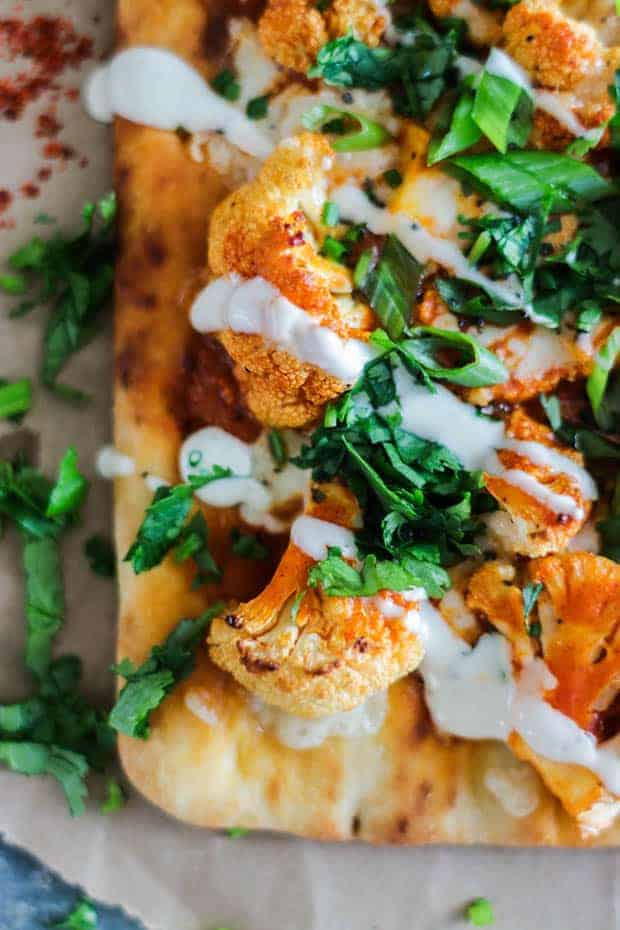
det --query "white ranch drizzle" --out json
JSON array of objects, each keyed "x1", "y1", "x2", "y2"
[
  {"x1": 290, "y1": 515, "x2": 357, "y2": 562},
  {"x1": 190, "y1": 273, "x2": 376, "y2": 385},
  {"x1": 415, "y1": 600, "x2": 620, "y2": 795},
  {"x1": 330, "y1": 183, "x2": 526, "y2": 308},
  {"x1": 83, "y1": 47, "x2": 273, "y2": 158},
  {"x1": 389, "y1": 366, "x2": 595, "y2": 516},
  {"x1": 95, "y1": 445, "x2": 135, "y2": 479},
  {"x1": 179, "y1": 426, "x2": 308, "y2": 533}
]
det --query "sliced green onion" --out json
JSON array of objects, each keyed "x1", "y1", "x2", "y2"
[
  {"x1": 471, "y1": 72, "x2": 525, "y2": 153},
  {"x1": 0, "y1": 377, "x2": 32, "y2": 421},
  {"x1": 539, "y1": 393, "x2": 562, "y2": 432},
  {"x1": 211, "y1": 69, "x2": 240, "y2": 102},
  {"x1": 427, "y1": 86, "x2": 482, "y2": 165},
  {"x1": 268, "y1": 429, "x2": 288, "y2": 470},
  {"x1": 301, "y1": 103, "x2": 391, "y2": 151},
  {"x1": 466, "y1": 897, "x2": 495, "y2": 927},
  {"x1": 468, "y1": 229, "x2": 493, "y2": 265},
  {"x1": 321, "y1": 235, "x2": 347, "y2": 262},
  {"x1": 321, "y1": 201, "x2": 340, "y2": 226},
  {"x1": 382, "y1": 168, "x2": 403, "y2": 188},
  {"x1": 586, "y1": 326, "x2": 620, "y2": 426},
  {"x1": 246, "y1": 94, "x2": 269, "y2": 119},
  {"x1": 353, "y1": 249, "x2": 374, "y2": 288},
  {"x1": 359, "y1": 235, "x2": 423, "y2": 340}
]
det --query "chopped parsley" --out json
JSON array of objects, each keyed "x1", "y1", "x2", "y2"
[
  {"x1": 50, "y1": 897, "x2": 98, "y2": 929},
  {"x1": 0, "y1": 377, "x2": 32, "y2": 422},
  {"x1": 227, "y1": 826, "x2": 249, "y2": 838},
  {"x1": 84, "y1": 534, "x2": 116, "y2": 578},
  {"x1": 466, "y1": 897, "x2": 495, "y2": 927},
  {"x1": 5, "y1": 193, "x2": 116, "y2": 403},
  {"x1": 308, "y1": 19, "x2": 459, "y2": 120},
  {"x1": 382, "y1": 167, "x2": 403, "y2": 188},
  {"x1": 293, "y1": 348, "x2": 499, "y2": 597},
  {"x1": 246, "y1": 94, "x2": 269, "y2": 119},
  {"x1": 211, "y1": 69, "x2": 240, "y2": 102},
  {"x1": 109, "y1": 603, "x2": 223, "y2": 738}
]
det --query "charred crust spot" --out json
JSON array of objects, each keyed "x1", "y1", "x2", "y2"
[
  {"x1": 225, "y1": 613, "x2": 243, "y2": 629},
  {"x1": 309, "y1": 659, "x2": 342, "y2": 676},
  {"x1": 397, "y1": 816, "x2": 409, "y2": 835},
  {"x1": 116, "y1": 342, "x2": 140, "y2": 389},
  {"x1": 237, "y1": 643, "x2": 279, "y2": 673},
  {"x1": 133, "y1": 291, "x2": 157, "y2": 310},
  {"x1": 144, "y1": 233, "x2": 167, "y2": 268},
  {"x1": 311, "y1": 486, "x2": 327, "y2": 503},
  {"x1": 353, "y1": 637, "x2": 369, "y2": 653},
  {"x1": 351, "y1": 814, "x2": 361, "y2": 835}
]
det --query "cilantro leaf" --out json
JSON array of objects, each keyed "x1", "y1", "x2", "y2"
[
  {"x1": 124, "y1": 484, "x2": 194, "y2": 573},
  {"x1": 522, "y1": 581, "x2": 543, "y2": 632},
  {"x1": 466, "y1": 898, "x2": 495, "y2": 927},
  {"x1": 84, "y1": 534, "x2": 116, "y2": 578},
  {"x1": 109, "y1": 603, "x2": 224, "y2": 738},
  {"x1": 174, "y1": 511, "x2": 221, "y2": 586},
  {"x1": 50, "y1": 898, "x2": 98, "y2": 929},
  {"x1": 6, "y1": 193, "x2": 116, "y2": 402}
]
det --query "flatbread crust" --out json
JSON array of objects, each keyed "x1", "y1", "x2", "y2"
[{"x1": 114, "y1": 0, "x2": 620, "y2": 845}]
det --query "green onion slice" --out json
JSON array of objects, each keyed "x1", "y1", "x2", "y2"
[{"x1": 301, "y1": 103, "x2": 392, "y2": 151}]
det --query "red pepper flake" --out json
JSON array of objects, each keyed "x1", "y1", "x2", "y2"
[
  {"x1": 0, "y1": 16, "x2": 93, "y2": 121},
  {"x1": 79, "y1": 155, "x2": 89, "y2": 169},
  {"x1": 0, "y1": 188, "x2": 13, "y2": 212},
  {"x1": 36, "y1": 109, "x2": 62, "y2": 138},
  {"x1": 43, "y1": 140, "x2": 75, "y2": 160},
  {"x1": 37, "y1": 166, "x2": 52, "y2": 182},
  {"x1": 20, "y1": 182, "x2": 39, "y2": 198}
]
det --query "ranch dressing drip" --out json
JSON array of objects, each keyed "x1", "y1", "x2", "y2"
[
  {"x1": 290, "y1": 515, "x2": 357, "y2": 562},
  {"x1": 179, "y1": 426, "x2": 308, "y2": 532},
  {"x1": 190, "y1": 274, "x2": 376, "y2": 385},
  {"x1": 83, "y1": 47, "x2": 273, "y2": 158},
  {"x1": 415, "y1": 600, "x2": 620, "y2": 796}
]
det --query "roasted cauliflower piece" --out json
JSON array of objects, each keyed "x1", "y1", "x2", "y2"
[
  {"x1": 484, "y1": 409, "x2": 593, "y2": 557},
  {"x1": 502, "y1": 0, "x2": 603, "y2": 90},
  {"x1": 208, "y1": 484, "x2": 425, "y2": 717},
  {"x1": 468, "y1": 553, "x2": 620, "y2": 836},
  {"x1": 258, "y1": 0, "x2": 386, "y2": 73},
  {"x1": 207, "y1": 135, "x2": 375, "y2": 428}
]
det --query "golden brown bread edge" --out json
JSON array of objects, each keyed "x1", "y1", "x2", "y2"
[{"x1": 113, "y1": 0, "x2": 620, "y2": 845}]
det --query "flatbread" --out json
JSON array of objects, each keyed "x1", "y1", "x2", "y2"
[{"x1": 114, "y1": 0, "x2": 620, "y2": 845}]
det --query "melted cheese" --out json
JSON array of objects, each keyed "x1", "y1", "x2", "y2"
[
  {"x1": 190, "y1": 274, "x2": 376, "y2": 385},
  {"x1": 83, "y1": 48, "x2": 273, "y2": 158},
  {"x1": 251, "y1": 691, "x2": 388, "y2": 749}
]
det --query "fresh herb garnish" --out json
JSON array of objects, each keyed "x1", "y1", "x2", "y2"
[
  {"x1": 101, "y1": 777, "x2": 125, "y2": 813},
  {"x1": 246, "y1": 94, "x2": 269, "y2": 119},
  {"x1": 50, "y1": 897, "x2": 98, "y2": 929},
  {"x1": 227, "y1": 826, "x2": 249, "y2": 838},
  {"x1": 231, "y1": 528, "x2": 269, "y2": 560},
  {"x1": 308, "y1": 546, "x2": 449, "y2": 597},
  {"x1": 0, "y1": 377, "x2": 32, "y2": 422},
  {"x1": 5, "y1": 193, "x2": 116, "y2": 403},
  {"x1": 523, "y1": 581, "x2": 543, "y2": 633},
  {"x1": 294, "y1": 352, "x2": 497, "y2": 596},
  {"x1": 355, "y1": 234, "x2": 424, "y2": 340},
  {"x1": 466, "y1": 897, "x2": 495, "y2": 927},
  {"x1": 383, "y1": 168, "x2": 403, "y2": 188},
  {"x1": 46, "y1": 446, "x2": 90, "y2": 518},
  {"x1": 84, "y1": 534, "x2": 116, "y2": 578},
  {"x1": 308, "y1": 19, "x2": 459, "y2": 120},
  {"x1": 322, "y1": 200, "x2": 340, "y2": 226},
  {"x1": 174, "y1": 511, "x2": 221, "y2": 586},
  {"x1": 587, "y1": 326, "x2": 620, "y2": 428},
  {"x1": 124, "y1": 484, "x2": 193, "y2": 573},
  {"x1": 211, "y1": 69, "x2": 240, "y2": 102},
  {"x1": 268, "y1": 428, "x2": 288, "y2": 470},
  {"x1": 109, "y1": 603, "x2": 223, "y2": 738}
]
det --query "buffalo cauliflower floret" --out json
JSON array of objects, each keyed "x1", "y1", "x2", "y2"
[
  {"x1": 468, "y1": 553, "x2": 620, "y2": 836},
  {"x1": 258, "y1": 0, "x2": 385, "y2": 73},
  {"x1": 207, "y1": 135, "x2": 376, "y2": 428},
  {"x1": 484, "y1": 409, "x2": 593, "y2": 557},
  {"x1": 429, "y1": 0, "x2": 503, "y2": 45},
  {"x1": 258, "y1": 0, "x2": 328, "y2": 73},
  {"x1": 208, "y1": 483, "x2": 424, "y2": 716},
  {"x1": 502, "y1": 0, "x2": 603, "y2": 90}
]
